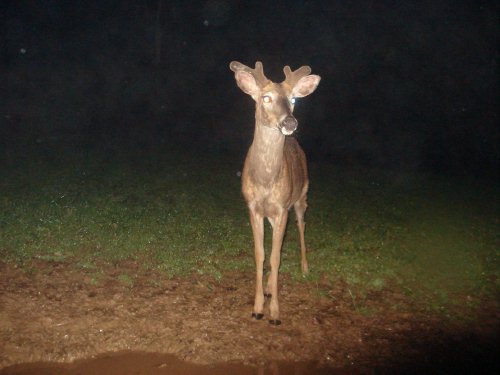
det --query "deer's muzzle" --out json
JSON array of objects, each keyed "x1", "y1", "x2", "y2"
[{"x1": 280, "y1": 116, "x2": 298, "y2": 135}]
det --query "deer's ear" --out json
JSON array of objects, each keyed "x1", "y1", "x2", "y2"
[
  {"x1": 234, "y1": 71, "x2": 260, "y2": 97},
  {"x1": 292, "y1": 75, "x2": 321, "y2": 98}
]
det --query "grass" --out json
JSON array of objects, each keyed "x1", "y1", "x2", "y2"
[
  {"x1": 0, "y1": 147, "x2": 498, "y2": 315},
  {"x1": 303, "y1": 166, "x2": 499, "y2": 313}
]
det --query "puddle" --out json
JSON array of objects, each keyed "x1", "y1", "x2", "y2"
[{"x1": 0, "y1": 352, "x2": 348, "y2": 375}]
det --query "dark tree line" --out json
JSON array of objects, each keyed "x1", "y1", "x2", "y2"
[{"x1": 1, "y1": 0, "x2": 498, "y2": 174}]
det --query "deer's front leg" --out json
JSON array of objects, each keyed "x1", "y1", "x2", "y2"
[
  {"x1": 249, "y1": 206, "x2": 265, "y2": 320},
  {"x1": 268, "y1": 209, "x2": 288, "y2": 325}
]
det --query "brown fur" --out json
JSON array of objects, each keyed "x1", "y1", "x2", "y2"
[{"x1": 230, "y1": 61, "x2": 320, "y2": 323}]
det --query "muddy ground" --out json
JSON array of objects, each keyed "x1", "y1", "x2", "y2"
[{"x1": 0, "y1": 260, "x2": 498, "y2": 374}]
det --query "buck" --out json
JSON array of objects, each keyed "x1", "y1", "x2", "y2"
[{"x1": 230, "y1": 61, "x2": 320, "y2": 325}]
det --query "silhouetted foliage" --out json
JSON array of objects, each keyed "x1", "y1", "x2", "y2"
[{"x1": 1, "y1": 0, "x2": 498, "y2": 175}]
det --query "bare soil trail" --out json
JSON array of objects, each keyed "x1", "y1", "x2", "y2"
[{"x1": 0, "y1": 261, "x2": 497, "y2": 374}]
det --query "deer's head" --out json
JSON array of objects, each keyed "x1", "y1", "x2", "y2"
[{"x1": 230, "y1": 61, "x2": 321, "y2": 135}]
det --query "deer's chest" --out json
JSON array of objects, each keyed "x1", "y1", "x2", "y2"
[{"x1": 242, "y1": 173, "x2": 292, "y2": 217}]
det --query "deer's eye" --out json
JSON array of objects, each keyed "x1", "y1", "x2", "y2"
[
  {"x1": 262, "y1": 95, "x2": 272, "y2": 103},
  {"x1": 290, "y1": 97, "x2": 296, "y2": 104}
]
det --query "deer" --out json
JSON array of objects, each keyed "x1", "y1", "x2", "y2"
[{"x1": 230, "y1": 61, "x2": 321, "y2": 325}]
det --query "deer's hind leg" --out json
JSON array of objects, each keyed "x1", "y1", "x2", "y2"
[{"x1": 294, "y1": 194, "x2": 309, "y2": 275}]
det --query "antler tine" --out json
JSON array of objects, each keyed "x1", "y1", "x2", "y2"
[
  {"x1": 229, "y1": 61, "x2": 270, "y2": 87},
  {"x1": 253, "y1": 61, "x2": 270, "y2": 87},
  {"x1": 283, "y1": 65, "x2": 312, "y2": 88}
]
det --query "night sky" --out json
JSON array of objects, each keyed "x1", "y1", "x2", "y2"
[{"x1": 1, "y1": 0, "x2": 498, "y2": 175}]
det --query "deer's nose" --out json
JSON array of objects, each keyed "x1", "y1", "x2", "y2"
[{"x1": 281, "y1": 116, "x2": 298, "y2": 135}]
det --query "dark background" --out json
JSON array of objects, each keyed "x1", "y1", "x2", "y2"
[{"x1": 1, "y1": 0, "x2": 498, "y2": 176}]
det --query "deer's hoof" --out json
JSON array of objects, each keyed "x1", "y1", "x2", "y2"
[
  {"x1": 302, "y1": 264, "x2": 309, "y2": 276},
  {"x1": 252, "y1": 313, "x2": 264, "y2": 320},
  {"x1": 269, "y1": 319, "x2": 282, "y2": 325}
]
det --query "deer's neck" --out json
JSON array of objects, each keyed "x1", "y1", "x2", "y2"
[{"x1": 246, "y1": 117, "x2": 285, "y2": 185}]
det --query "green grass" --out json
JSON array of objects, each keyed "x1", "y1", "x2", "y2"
[
  {"x1": 301, "y1": 165, "x2": 499, "y2": 313},
  {"x1": 0, "y1": 150, "x2": 251, "y2": 276},
  {"x1": 0, "y1": 149, "x2": 498, "y2": 315}
]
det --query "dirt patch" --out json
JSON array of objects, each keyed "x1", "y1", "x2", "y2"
[
  {"x1": 0, "y1": 261, "x2": 498, "y2": 373},
  {"x1": 0, "y1": 351, "x2": 344, "y2": 375}
]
